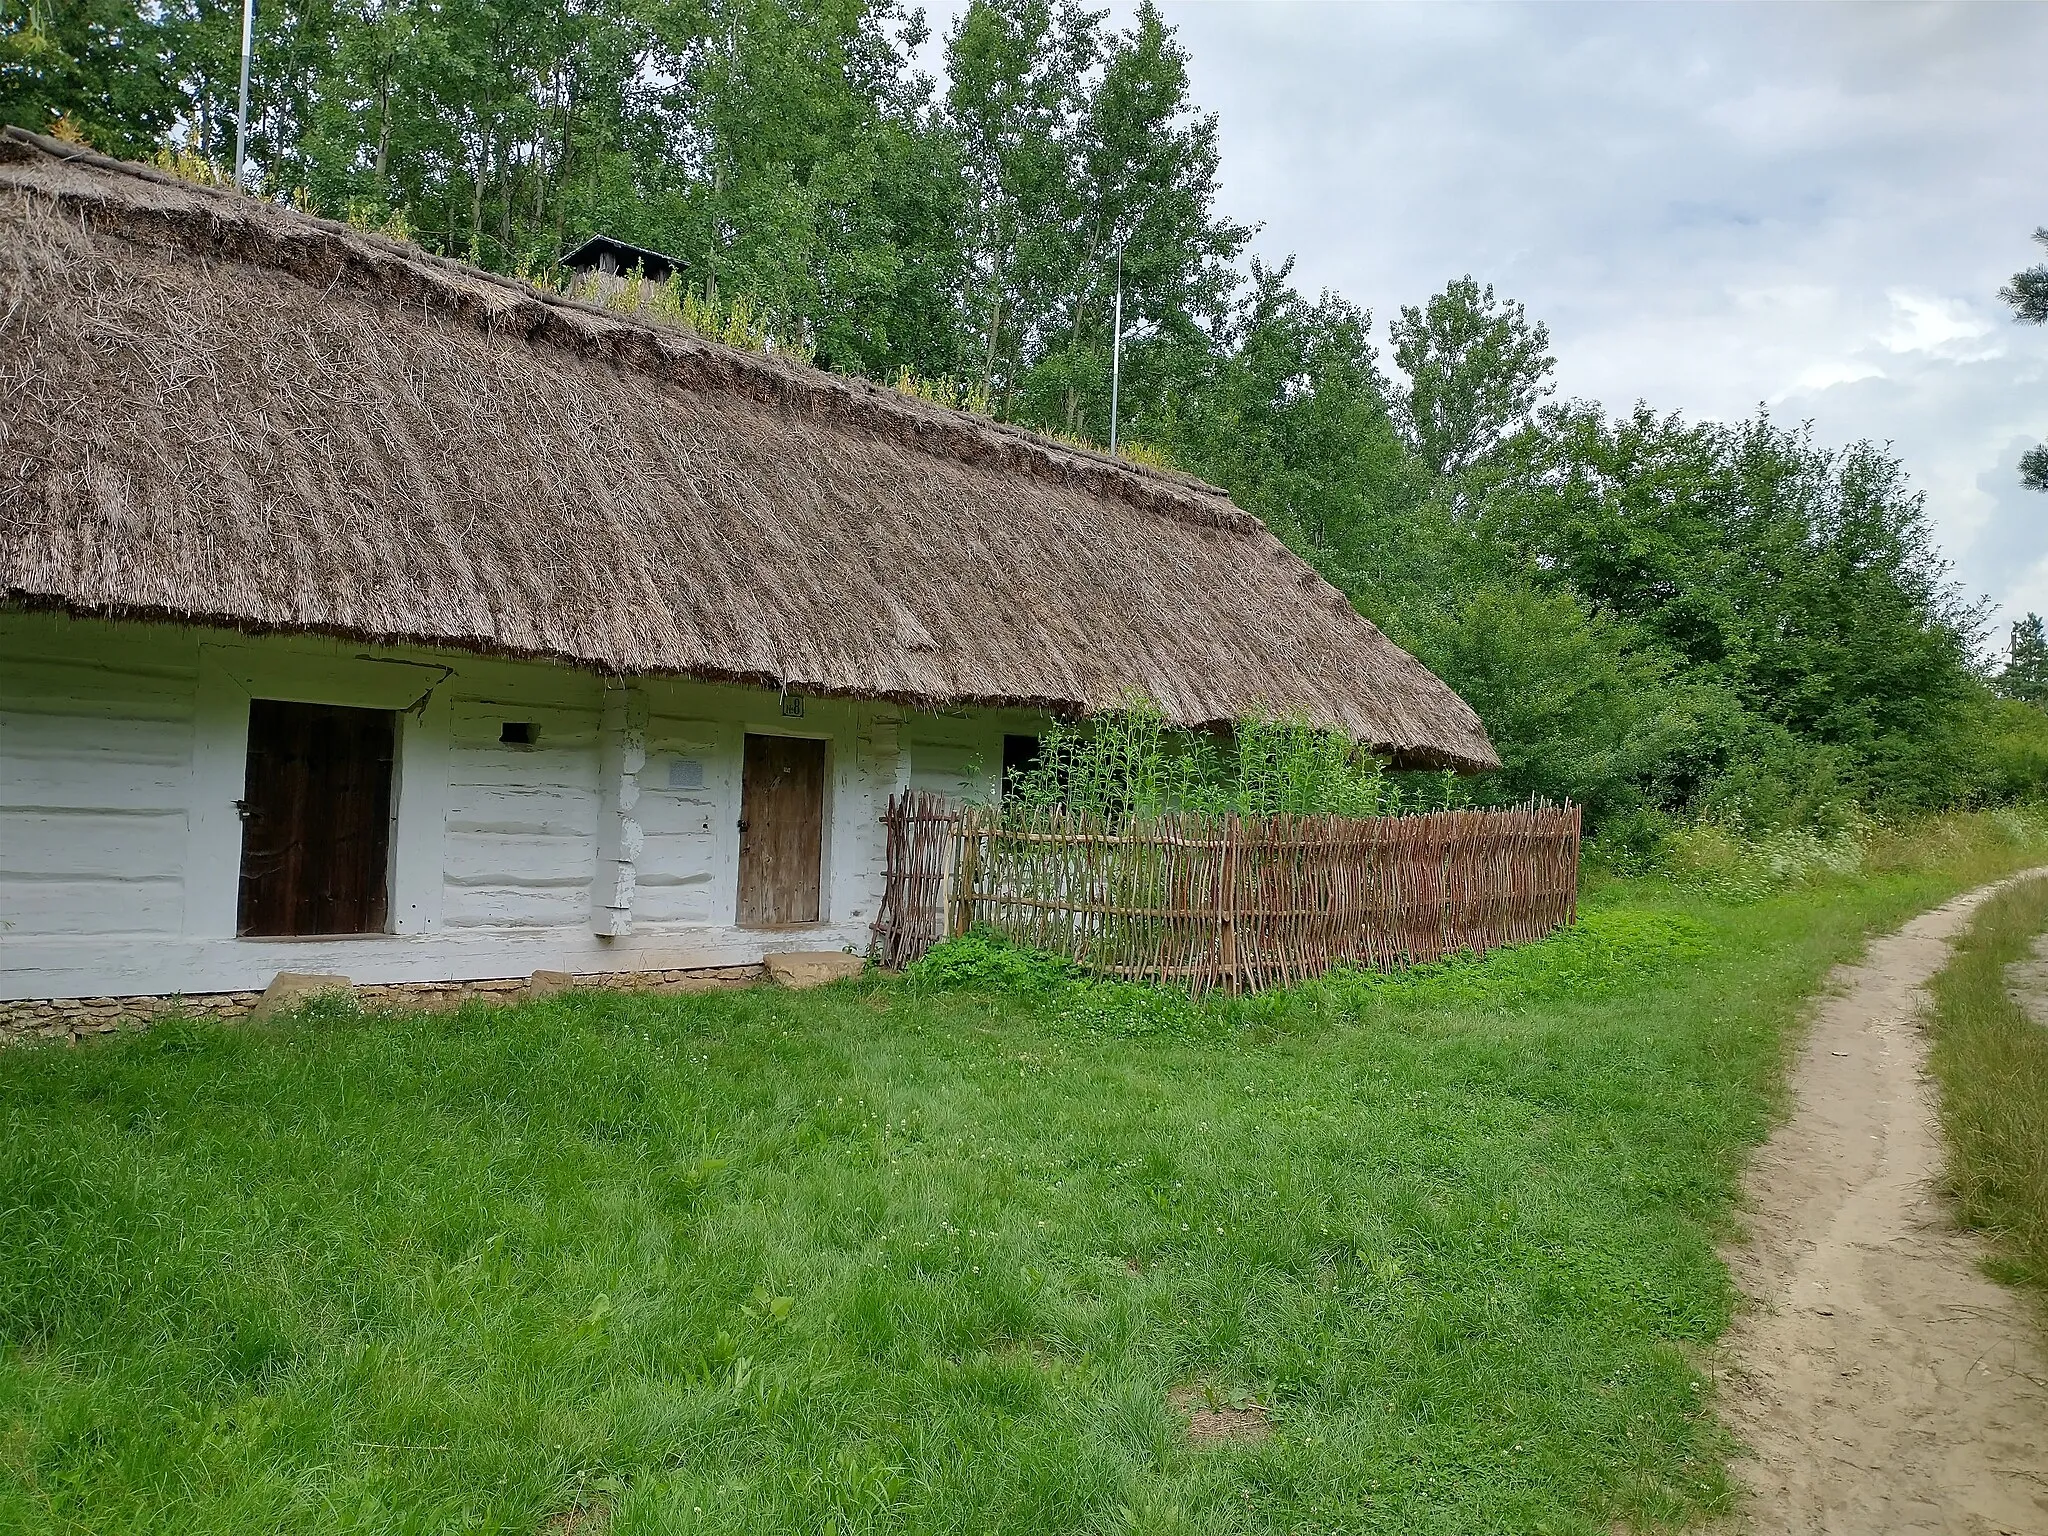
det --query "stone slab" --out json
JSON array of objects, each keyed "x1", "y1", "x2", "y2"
[
  {"x1": 251, "y1": 971, "x2": 353, "y2": 1020},
  {"x1": 763, "y1": 951, "x2": 865, "y2": 989}
]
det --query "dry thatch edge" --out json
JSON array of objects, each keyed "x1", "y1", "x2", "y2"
[{"x1": 0, "y1": 125, "x2": 1254, "y2": 541}]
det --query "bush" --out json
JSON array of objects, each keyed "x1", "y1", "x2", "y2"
[{"x1": 905, "y1": 929, "x2": 1080, "y2": 995}]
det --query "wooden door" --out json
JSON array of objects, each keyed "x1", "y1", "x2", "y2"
[
  {"x1": 737, "y1": 734, "x2": 826, "y2": 927},
  {"x1": 237, "y1": 700, "x2": 396, "y2": 937}
]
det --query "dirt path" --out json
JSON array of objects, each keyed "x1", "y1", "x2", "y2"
[{"x1": 1717, "y1": 873, "x2": 2048, "y2": 1535}]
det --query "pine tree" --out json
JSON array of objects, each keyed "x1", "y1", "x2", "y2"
[
  {"x1": 2000, "y1": 614, "x2": 2048, "y2": 707},
  {"x1": 2003, "y1": 229, "x2": 2048, "y2": 492}
]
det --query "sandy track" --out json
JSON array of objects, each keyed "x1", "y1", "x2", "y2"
[{"x1": 1717, "y1": 873, "x2": 2048, "y2": 1535}]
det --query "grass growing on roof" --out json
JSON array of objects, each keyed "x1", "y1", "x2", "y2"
[{"x1": 3, "y1": 813, "x2": 2047, "y2": 1535}]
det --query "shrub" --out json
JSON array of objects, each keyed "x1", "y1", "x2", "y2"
[{"x1": 904, "y1": 929, "x2": 1080, "y2": 996}]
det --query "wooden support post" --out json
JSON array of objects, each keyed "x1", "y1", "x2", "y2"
[{"x1": 593, "y1": 682, "x2": 647, "y2": 938}]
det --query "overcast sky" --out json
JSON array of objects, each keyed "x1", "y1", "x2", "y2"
[{"x1": 929, "y1": 2, "x2": 2048, "y2": 637}]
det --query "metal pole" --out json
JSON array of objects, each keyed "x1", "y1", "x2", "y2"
[
  {"x1": 1108, "y1": 241, "x2": 1124, "y2": 455},
  {"x1": 234, "y1": 0, "x2": 256, "y2": 188}
]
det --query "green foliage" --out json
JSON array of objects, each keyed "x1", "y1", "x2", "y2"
[
  {"x1": 1400, "y1": 584, "x2": 1686, "y2": 821},
  {"x1": 2002, "y1": 227, "x2": 2048, "y2": 324},
  {"x1": 905, "y1": 925, "x2": 1081, "y2": 995},
  {"x1": 341, "y1": 194, "x2": 412, "y2": 244},
  {"x1": 1926, "y1": 873, "x2": 2048, "y2": 1295},
  {"x1": 0, "y1": 0, "x2": 180, "y2": 157},
  {"x1": 592, "y1": 273, "x2": 818, "y2": 360},
  {"x1": 1003, "y1": 702, "x2": 1455, "y2": 820},
  {"x1": 1328, "y1": 907, "x2": 1712, "y2": 1010},
  {"x1": 891, "y1": 366, "x2": 992, "y2": 416},
  {"x1": 1389, "y1": 274, "x2": 1555, "y2": 480},
  {"x1": 1145, "y1": 261, "x2": 1421, "y2": 564},
  {"x1": 946, "y1": 0, "x2": 1248, "y2": 439},
  {"x1": 1998, "y1": 614, "x2": 2048, "y2": 706},
  {"x1": 1439, "y1": 402, "x2": 1989, "y2": 821},
  {"x1": 2000, "y1": 228, "x2": 2046, "y2": 491},
  {"x1": 914, "y1": 908, "x2": 1715, "y2": 1038},
  {"x1": 907, "y1": 928, "x2": 1215, "y2": 1038}
]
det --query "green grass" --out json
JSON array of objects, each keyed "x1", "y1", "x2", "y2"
[
  {"x1": 1925, "y1": 872, "x2": 2048, "y2": 1301},
  {"x1": 2, "y1": 815, "x2": 2046, "y2": 1535}
]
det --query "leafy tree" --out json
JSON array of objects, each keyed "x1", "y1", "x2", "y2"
[
  {"x1": 0, "y1": 0, "x2": 179, "y2": 155},
  {"x1": 1390, "y1": 275, "x2": 1555, "y2": 480},
  {"x1": 1401, "y1": 584, "x2": 1691, "y2": 822},
  {"x1": 1463, "y1": 403, "x2": 1985, "y2": 809},
  {"x1": 944, "y1": 0, "x2": 1096, "y2": 407},
  {"x1": 944, "y1": 0, "x2": 1245, "y2": 436},
  {"x1": 2003, "y1": 229, "x2": 2048, "y2": 492},
  {"x1": 1147, "y1": 260, "x2": 1417, "y2": 567}
]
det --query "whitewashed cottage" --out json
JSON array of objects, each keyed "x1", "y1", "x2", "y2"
[{"x1": 0, "y1": 126, "x2": 1495, "y2": 1039}]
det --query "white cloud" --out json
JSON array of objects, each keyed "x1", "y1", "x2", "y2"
[
  {"x1": 1881, "y1": 291, "x2": 2000, "y2": 359},
  {"x1": 1783, "y1": 360, "x2": 1887, "y2": 398}
]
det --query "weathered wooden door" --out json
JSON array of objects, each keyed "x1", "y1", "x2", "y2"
[
  {"x1": 237, "y1": 700, "x2": 396, "y2": 937},
  {"x1": 737, "y1": 734, "x2": 826, "y2": 927}
]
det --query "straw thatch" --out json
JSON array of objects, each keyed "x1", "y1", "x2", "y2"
[{"x1": 0, "y1": 127, "x2": 1499, "y2": 771}]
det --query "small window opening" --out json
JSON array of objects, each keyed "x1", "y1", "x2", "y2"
[
  {"x1": 500, "y1": 721, "x2": 538, "y2": 746},
  {"x1": 1002, "y1": 733, "x2": 1044, "y2": 797}
]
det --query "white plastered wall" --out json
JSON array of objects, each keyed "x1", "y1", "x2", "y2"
[{"x1": 0, "y1": 610, "x2": 1048, "y2": 1002}]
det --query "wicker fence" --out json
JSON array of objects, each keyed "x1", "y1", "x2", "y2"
[{"x1": 870, "y1": 792, "x2": 1581, "y2": 994}]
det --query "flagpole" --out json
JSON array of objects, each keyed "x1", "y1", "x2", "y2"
[
  {"x1": 234, "y1": 0, "x2": 256, "y2": 187},
  {"x1": 1108, "y1": 240, "x2": 1125, "y2": 455}
]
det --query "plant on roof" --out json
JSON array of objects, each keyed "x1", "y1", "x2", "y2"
[
  {"x1": 892, "y1": 367, "x2": 993, "y2": 418},
  {"x1": 343, "y1": 197, "x2": 413, "y2": 245},
  {"x1": 149, "y1": 142, "x2": 235, "y2": 191}
]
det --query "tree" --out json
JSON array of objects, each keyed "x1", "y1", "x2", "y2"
[
  {"x1": 942, "y1": 0, "x2": 1245, "y2": 435},
  {"x1": 1999, "y1": 614, "x2": 2048, "y2": 707},
  {"x1": 1465, "y1": 403, "x2": 1986, "y2": 808},
  {"x1": 0, "y1": 0, "x2": 180, "y2": 155},
  {"x1": 1389, "y1": 275, "x2": 1555, "y2": 480},
  {"x1": 2003, "y1": 228, "x2": 2048, "y2": 491},
  {"x1": 1143, "y1": 260, "x2": 1419, "y2": 572}
]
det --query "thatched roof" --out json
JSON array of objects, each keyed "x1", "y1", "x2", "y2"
[{"x1": 0, "y1": 127, "x2": 1498, "y2": 771}]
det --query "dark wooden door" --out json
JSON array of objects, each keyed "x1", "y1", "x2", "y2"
[
  {"x1": 737, "y1": 734, "x2": 826, "y2": 927},
  {"x1": 237, "y1": 700, "x2": 396, "y2": 937}
]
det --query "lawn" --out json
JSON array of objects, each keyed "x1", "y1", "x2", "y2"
[
  {"x1": 1925, "y1": 870, "x2": 2048, "y2": 1303},
  {"x1": 3, "y1": 815, "x2": 2045, "y2": 1536}
]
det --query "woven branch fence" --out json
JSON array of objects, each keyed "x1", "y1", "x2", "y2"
[{"x1": 870, "y1": 792, "x2": 1581, "y2": 994}]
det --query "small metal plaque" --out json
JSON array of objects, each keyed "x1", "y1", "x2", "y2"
[{"x1": 667, "y1": 756, "x2": 705, "y2": 790}]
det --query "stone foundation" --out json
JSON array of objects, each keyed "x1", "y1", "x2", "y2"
[{"x1": 0, "y1": 964, "x2": 765, "y2": 1050}]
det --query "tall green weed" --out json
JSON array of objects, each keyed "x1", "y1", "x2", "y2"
[{"x1": 1005, "y1": 702, "x2": 1469, "y2": 820}]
